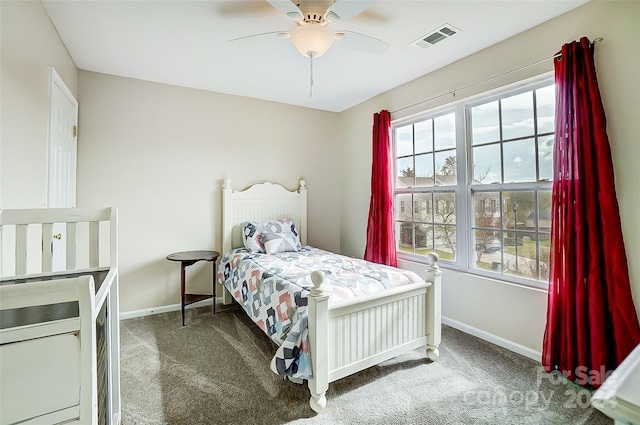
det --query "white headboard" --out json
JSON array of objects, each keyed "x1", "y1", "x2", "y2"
[{"x1": 221, "y1": 178, "x2": 307, "y2": 254}]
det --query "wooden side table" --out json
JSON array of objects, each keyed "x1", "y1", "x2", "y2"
[{"x1": 166, "y1": 250, "x2": 220, "y2": 326}]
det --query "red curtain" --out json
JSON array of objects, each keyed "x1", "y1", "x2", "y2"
[
  {"x1": 364, "y1": 110, "x2": 397, "y2": 267},
  {"x1": 542, "y1": 37, "x2": 640, "y2": 387}
]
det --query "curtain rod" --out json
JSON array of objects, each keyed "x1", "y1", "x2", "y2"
[{"x1": 391, "y1": 37, "x2": 603, "y2": 115}]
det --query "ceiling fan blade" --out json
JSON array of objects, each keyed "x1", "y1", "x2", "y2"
[
  {"x1": 324, "y1": 0, "x2": 378, "y2": 24},
  {"x1": 229, "y1": 31, "x2": 291, "y2": 46},
  {"x1": 335, "y1": 31, "x2": 389, "y2": 54},
  {"x1": 265, "y1": 0, "x2": 304, "y2": 21}
]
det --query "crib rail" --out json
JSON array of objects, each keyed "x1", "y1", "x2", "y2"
[{"x1": 0, "y1": 207, "x2": 117, "y2": 280}]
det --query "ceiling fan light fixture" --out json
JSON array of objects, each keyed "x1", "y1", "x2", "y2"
[{"x1": 290, "y1": 24, "x2": 334, "y2": 57}]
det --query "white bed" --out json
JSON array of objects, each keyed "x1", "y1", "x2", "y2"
[{"x1": 220, "y1": 178, "x2": 441, "y2": 413}]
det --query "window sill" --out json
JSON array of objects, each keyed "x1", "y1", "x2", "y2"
[{"x1": 397, "y1": 252, "x2": 549, "y2": 292}]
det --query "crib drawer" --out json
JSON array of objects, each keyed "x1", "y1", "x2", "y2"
[{"x1": 0, "y1": 333, "x2": 81, "y2": 424}]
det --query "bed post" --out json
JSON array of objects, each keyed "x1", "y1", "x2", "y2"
[
  {"x1": 298, "y1": 179, "x2": 307, "y2": 245},
  {"x1": 425, "y1": 252, "x2": 442, "y2": 361},
  {"x1": 221, "y1": 178, "x2": 233, "y2": 305},
  {"x1": 307, "y1": 270, "x2": 329, "y2": 413}
]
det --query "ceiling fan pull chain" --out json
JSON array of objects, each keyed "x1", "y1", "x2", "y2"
[{"x1": 309, "y1": 55, "x2": 312, "y2": 97}]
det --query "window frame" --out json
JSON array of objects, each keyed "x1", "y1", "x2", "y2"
[
  {"x1": 392, "y1": 74, "x2": 554, "y2": 290},
  {"x1": 393, "y1": 105, "x2": 465, "y2": 266}
]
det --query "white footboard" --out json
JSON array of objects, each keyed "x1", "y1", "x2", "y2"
[{"x1": 307, "y1": 254, "x2": 442, "y2": 413}]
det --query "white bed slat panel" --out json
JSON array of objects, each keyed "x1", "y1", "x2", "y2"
[
  {"x1": 15, "y1": 224, "x2": 27, "y2": 276},
  {"x1": 328, "y1": 290, "x2": 427, "y2": 374},
  {"x1": 67, "y1": 222, "x2": 77, "y2": 270},
  {"x1": 231, "y1": 201, "x2": 302, "y2": 249},
  {"x1": 42, "y1": 223, "x2": 53, "y2": 274},
  {"x1": 88, "y1": 221, "x2": 99, "y2": 268}
]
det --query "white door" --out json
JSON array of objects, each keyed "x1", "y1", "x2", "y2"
[{"x1": 47, "y1": 68, "x2": 78, "y2": 271}]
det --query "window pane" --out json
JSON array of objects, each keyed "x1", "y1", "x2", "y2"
[
  {"x1": 473, "y1": 229, "x2": 502, "y2": 272},
  {"x1": 434, "y1": 113, "x2": 456, "y2": 150},
  {"x1": 502, "y1": 191, "x2": 535, "y2": 231},
  {"x1": 503, "y1": 231, "x2": 538, "y2": 280},
  {"x1": 415, "y1": 224, "x2": 433, "y2": 253},
  {"x1": 435, "y1": 225, "x2": 456, "y2": 261},
  {"x1": 471, "y1": 101, "x2": 500, "y2": 145},
  {"x1": 396, "y1": 157, "x2": 414, "y2": 188},
  {"x1": 396, "y1": 221, "x2": 414, "y2": 254},
  {"x1": 395, "y1": 193, "x2": 412, "y2": 221},
  {"x1": 473, "y1": 191, "x2": 501, "y2": 228},
  {"x1": 396, "y1": 125, "x2": 413, "y2": 157},
  {"x1": 503, "y1": 138, "x2": 536, "y2": 183},
  {"x1": 538, "y1": 191, "x2": 552, "y2": 233},
  {"x1": 502, "y1": 91, "x2": 534, "y2": 140},
  {"x1": 414, "y1": 193, "x2": 432, "y2": 223},
  {"x1": 415, "y1": 153, "x2": 434, "y2": 187},
  {"x1": 536, "y1": 85, "x2": 555, "y2": 134},
  {"x1": 415, "y1": 120, "x2": 433, "y2": 154},
  {"x1": 472, "y1": 144, "x2": 501, "y2": 183},
  {"x1": 434, "y1": 192, "x2": 455, "y2": 224},
  {"x1": 539, "y1": 234, "x2": 550, "y2": 281},
  {"x1": 435, "y1": 150, "x2": 457, "y2": 185},
  {"x1": 538, "y1": 135, "x2": 554, "y2": 181}
]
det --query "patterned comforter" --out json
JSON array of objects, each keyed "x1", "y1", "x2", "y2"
[{"x1": 217, "y1": 246, "x2": 424, "y2": 379}]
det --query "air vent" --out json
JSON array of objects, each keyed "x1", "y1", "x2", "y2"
[{"x1": 411, "y1": 24, "x2": 461, "y2": 49}]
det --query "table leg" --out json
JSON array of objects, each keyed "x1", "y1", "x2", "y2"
[
  {"x1": 181, "y1": 262, "x2": 186, "y2": 326},
  {"x1": 212, "y1": 261, "x2": 217, "y2": 315}
]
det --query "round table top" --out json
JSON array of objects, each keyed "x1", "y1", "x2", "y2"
[{"x1": 166, "y1": 250, "x2": 220, "y2": 262}]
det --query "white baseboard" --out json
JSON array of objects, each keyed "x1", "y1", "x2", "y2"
[
  {"x1": 120, "y1": 304, "x2": 541, "y2": 363},
  {"x1": 442, "y1": 316, "x2": 542, "y2": 362},
  {"x1": 120, "y1": 298, "x2": 218, "y2": 321}
]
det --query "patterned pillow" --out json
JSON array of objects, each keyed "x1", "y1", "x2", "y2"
[
  {"x1": 242, "y1": 221, "x2": 265, "y2": 253},
  {"x1": 242, "y1": 218, "x2": 302, "y2": 253},
  {"x1": 262, "y1": 232, "x2": 300, "y2": 254}
]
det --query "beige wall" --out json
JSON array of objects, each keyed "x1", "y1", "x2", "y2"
[
  {"x1": 76, "y1": 71, "x2": 341, "y2": 312},
  {"x1": 339, "y1": 0, "x2": 640, "y2": 356},
  {"x1": 0, "y1": 0, "x2": 77, "y2": 207}
]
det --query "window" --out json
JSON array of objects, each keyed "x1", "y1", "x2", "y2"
[
  {"x1": 393, "y1": 78, "x2": 554, "y2": 287},
  {"x1": 394, "y1": 111, "x2": 457, "y2": 261}
]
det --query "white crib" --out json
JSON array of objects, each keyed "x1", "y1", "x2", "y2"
[{"x1": 0, "y1": 207, "x2": 120, "y2": 425}]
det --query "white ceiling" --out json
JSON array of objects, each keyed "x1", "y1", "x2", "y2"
[{"x1": 41, "y1": 0, "x2": 588, "y2": 113}]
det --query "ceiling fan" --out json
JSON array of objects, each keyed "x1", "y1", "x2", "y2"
[{"x1": 229, "y1": 0, "x2": 389, "y2": 96}]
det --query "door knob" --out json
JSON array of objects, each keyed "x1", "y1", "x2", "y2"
[{"x1": 53, "y1": 233, "x2": 62, "y2": 240}]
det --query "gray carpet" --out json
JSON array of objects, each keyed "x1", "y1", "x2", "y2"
[{"x1": 120, "y1": 303, "x2": 613, "y2": 424}]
